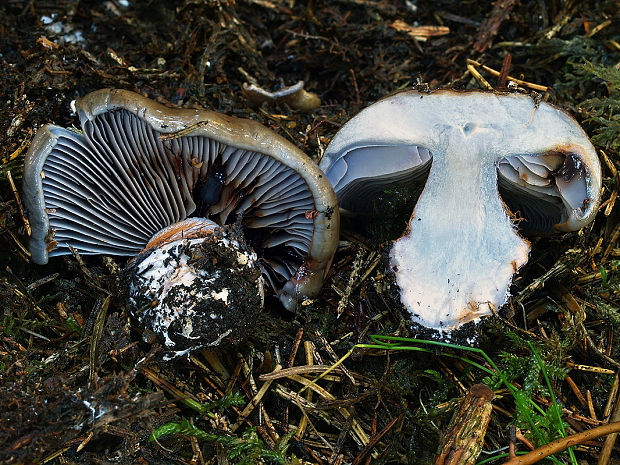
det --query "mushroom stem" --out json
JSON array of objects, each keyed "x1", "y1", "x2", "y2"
[
  {"x1": 127, "y1": 218, "x2": 264, "y2": 354},
  {"x1": 390, "y1": 131, "x2": 530, "y2": 329}
]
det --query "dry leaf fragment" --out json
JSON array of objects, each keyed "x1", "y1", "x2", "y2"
[{"x1": 390, "y1": 20, "x2": 450, "y2": 41}]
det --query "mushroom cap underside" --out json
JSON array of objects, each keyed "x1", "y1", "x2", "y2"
[{"x1": 23, "y1": 89, "x2": 339, "y2": 307}]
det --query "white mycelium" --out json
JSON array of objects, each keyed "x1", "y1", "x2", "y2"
[{"x1": 129, "y1": 228, "x2": 260, "y2": 352}]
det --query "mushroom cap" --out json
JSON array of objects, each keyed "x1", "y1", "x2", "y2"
[
  {"x1": 319, "y1": 89, "x2": 602, "y2": 330},
  {"x1": 23, "y1": 89, "x2": 339, "y2": 308},
  {"x1": 321, "y1": 89, "x2": 601, "y2": 232}
]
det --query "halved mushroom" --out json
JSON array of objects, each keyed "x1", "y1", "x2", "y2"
[
  {"x1": 23, "y1": 89, "x2": 339, "y2": 309},
  {"x1": 319, "y1": 89, "x2": 601, "y2": 331}
]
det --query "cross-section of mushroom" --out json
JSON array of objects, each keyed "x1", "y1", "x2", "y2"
[
  {"x1": 23, "y1": 89, "x2": 339, "y2": 310},
  {"x1": 319, "y1": 90, "x2": 601, "y2": 331}
]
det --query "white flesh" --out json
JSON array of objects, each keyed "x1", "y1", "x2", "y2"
[{"x1": 390, "y1": 129, "x2": 530, "y2": 329}]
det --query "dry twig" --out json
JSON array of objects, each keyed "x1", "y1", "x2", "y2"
[{"x1": 504, "y1": 422, "x2": 620, "y2": 465}]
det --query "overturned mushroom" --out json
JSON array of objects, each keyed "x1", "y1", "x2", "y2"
[
  {"x1": 320, "y1": 89, "x2": 601, "y2": 331},
  {"x1": 23, "y1": 89, "x2": 339, "y2": 311}
]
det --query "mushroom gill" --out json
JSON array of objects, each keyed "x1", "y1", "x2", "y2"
[
  {"x1": 325, "y1": 145, "x2": 432, "y2": 213},
  {"x1": 497, "y1": 152, "x2": 591, "y2": 231},
  {"x1": 23, "y1": 89, "x2": 339, "y2": 309},
  {"x1": 319, "y1": 89, "x2": 601, "y2": 331}
]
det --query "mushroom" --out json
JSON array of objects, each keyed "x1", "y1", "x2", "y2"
[
  {"x1": 242, "y1": 81, "x2": 321, "y2": 112},
  {"x1": 23, "y1": 88, "x2": 339, "y2": 311},
  {"x1": 319, "y1": 89, "x2": 601, "y2": 331}
]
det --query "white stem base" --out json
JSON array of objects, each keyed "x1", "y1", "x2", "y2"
[{"x1": 390, "y1": 140, "x2": 530, "y2": 330}]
